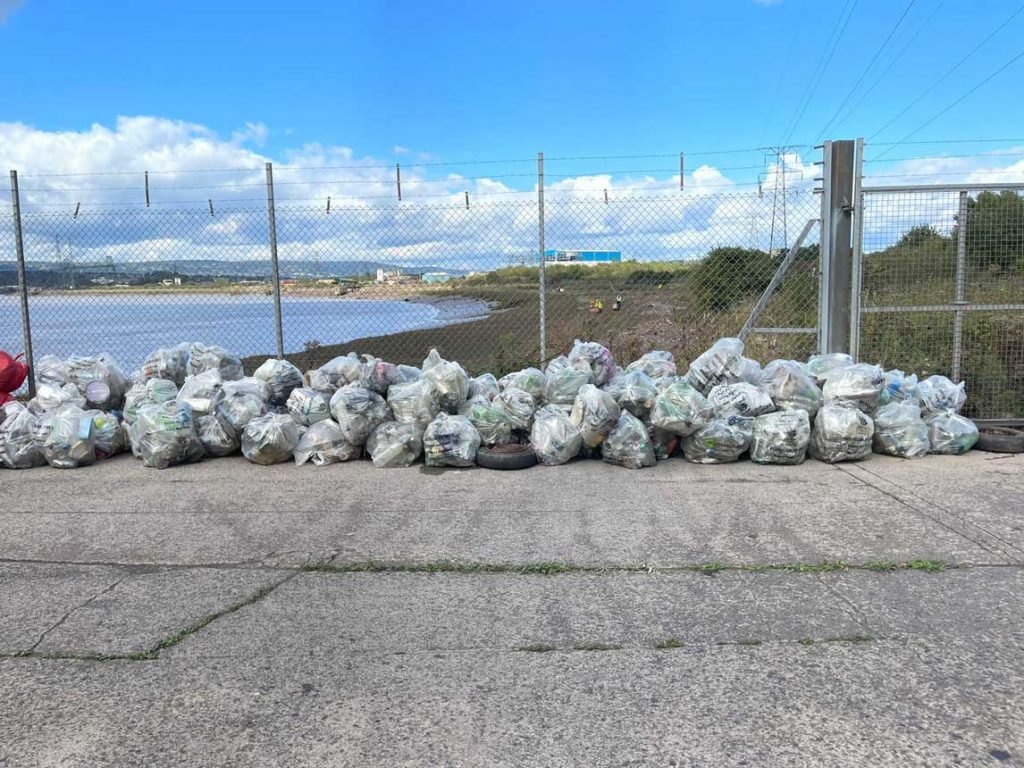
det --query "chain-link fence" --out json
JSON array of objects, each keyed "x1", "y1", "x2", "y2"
[{"x1": 855, "y1": 183, "x2": 1024, "y2": 419}]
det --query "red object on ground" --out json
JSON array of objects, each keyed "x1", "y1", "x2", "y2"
[
  {"x1": 0, "y1": 391, "x2": 14, "y2": 406},
  {"x1": 0, "y1": 351, "x2": 29, "y2": 397}
]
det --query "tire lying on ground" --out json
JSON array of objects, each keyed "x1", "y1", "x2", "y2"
[
  {"x1": 475, "y1": 443, "x2": 538, "y2": 470},
  {"x1": 976, "y1": 427, "x2": 1024, "y2": 454}
]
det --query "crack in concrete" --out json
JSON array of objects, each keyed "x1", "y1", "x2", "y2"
[
  {"x1": 25, "y1": 577, "x2": 125, "y2": 654},
  {"x1": 815, "y1": 574, "x2": 874, "y2": 636}
]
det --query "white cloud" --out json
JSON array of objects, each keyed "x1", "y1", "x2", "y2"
[{"x1": 393, "y1": 145, "x2": 411, "y2": 155}]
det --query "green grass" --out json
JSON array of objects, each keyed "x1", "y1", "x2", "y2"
[{"x1": 654, "y1": 638, "x2": 685, "y2": 650}]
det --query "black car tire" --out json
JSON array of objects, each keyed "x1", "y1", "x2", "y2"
[
  {"x1": 476, "y1": 443, "x2": 538, "y2": 470},
  {"x1": 977, "y1": 427, "x2": 1024, "y2": 454}
]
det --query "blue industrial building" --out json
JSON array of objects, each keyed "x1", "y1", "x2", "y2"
[{"x1": 543, "y1": 249, "x2": 622, "y2": 263}]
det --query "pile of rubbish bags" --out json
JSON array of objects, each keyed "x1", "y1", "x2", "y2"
[{"x1": 0, "y1": 337, "x2": 981, "y2": 472}]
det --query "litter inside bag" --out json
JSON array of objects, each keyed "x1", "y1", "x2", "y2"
[
  {"x1": 926, "y1": 412, "x2": 978, "y2": 455},
  {"x1": 253, "y1": 358, "x2": 304, "y2": 406},
  {"x1": 35, "y1": 355, "x2": 70, "y2": 387},
  {"x1": 176, "y1": 370, "x2": 225, "y2": 417},
  {"x1": 123, "y1": 377, "x2": 179, "y2": 424},
  {"x1": 567, "y1": 339, "x2": 617, "y2": 387},
  {"x1": 366, "y1": 421, "x2": 422, "y2": 468},
  {"x1": 758, "y1": 360, "x2": 822, "y2": 418},
  {"x1": 809, "y1": 403, "x2": 874, "y2": 463},
  {"x1": 606, "y1": 370, "x2": 659, "y2": 418},
  {"x1": 872, "y1": 402, "x2": 929, "y2": 459},
  {"x1": 646, "y1": 419, "x2": 680, "y2": 460},
  {"x1": 686, "y1": 337, "x2": 761, "y2": 394},
  {"x1": 531, "y1": 405, "x2": 583, "y2": 466},
  {"x1": 42, "y1": 405, "x2": 97, "y2": 469},
  {"x1": 241, "y1": 413, "x2": 300, "y2": 465},
  {"x1": 0, "y1": 402, "x2": 45, "y2": 469},
  {"x1": 649, "y1": 379, "x2": 711, "y2": 437},
  {"x1": 197, "y1": 412, "x2": 240, "y2": 458},
  {"x1": 625, "y1": 350, "x2": 677, "y2": 379},
  {"x1": 543, "y1": 356, "x2": 592, "y2": 405},
  {"x1": 88, "y1": 410, "x2": 125, "y2": 460},
  {"x1": 750, "y1": 410, "x2": 811, "y2": 465},
  {"x1": 140, "y1": 346, "x2": 189, "y2": 387},
  {"x1": 805, "y1": 353, "x2": 854, "y2": 385},
  {"x1": 492, "y1": 386, "x2": 537, "y2": 432},
  {"x1": 329, "y1": 384, "x2": 393, "y2": 445},
  {"x1": 682, "y1": 414, "x2": 754, "y2": 464},
  {"x1": 707, "y1": 382, "x2": 775, "y2": 418},
  {"x1": 602, "y1": 411, "x2": 656, "y2": 469},
  {"x1": 917, "y1": 375, "x2": 967, "y2": 416},
  {"x1": 570, "y1": 384, "x2": 620, "y2": 449},
  {"x1": 216, "y1": 390, "x2": 267, "y2": 433},
  {"x1": 498, "y1": 367, "x2": 545, "y2": 401},
  {"x1": 307, "y1": 353, "x2": 363, "y2": 394},
  {"x1": 878, "y1": 369, "x2": 919, "y2": 408},
  {"x1": 132, "y1": 401, "x2": 205, "y2": 469},
  {"x1": 66, "y1": 355, "x2": 127, "y2": 411},
  {"x1": 461, "y1": 399, "x2": 514, "y2": 446},
  {"x1": 387, "y1": 379, "x2": 440, "y2": 431},
  {"x1": 822, "y1": 363, "x2": 885, "y2": 413},
  {"x1": 396, "y1": 364, "x2": 422, "y2": 383},
  {"x1": 421, "y1": 349, "x2": 470, "y2": 412},
  {"x1": 293, "y1": 419, "x2": 361, "y2": 466},
  {"x1": 360, "y1": 355, "x2": 402, "y2": 395},
  {"x1": 286, "y1": 387, "x2": 332, "y2": 426},
  {"x1": 423, "y1": 413, "x2": 480, "y2": 467},
  {"x1": 467, "y1": 373, "x2": 500, "y2": 402},
  {"x1": 221, "y1": 376, "x2": 272, "y2": 403},
  {"x1": 32, "y1": 382, "x2": 86, "y2": 414},
  {"x1": 188, "y1": 342, "x2": 244, "y2": 381}
]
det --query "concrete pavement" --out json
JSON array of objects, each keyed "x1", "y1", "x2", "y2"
[{"x1": 1, "y1": 451, "x2": 1022, "y2": 766}]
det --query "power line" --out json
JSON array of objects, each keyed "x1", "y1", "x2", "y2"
[
  {"x1": 869, "y1": 3, "x2": 1024, "y2": 141},
  {"x1": 816, "y1": 0, "x2": 918, "y2": 140},
  {"x1": 873, "y1": 47, "x2": 1024, "y2": 159}
]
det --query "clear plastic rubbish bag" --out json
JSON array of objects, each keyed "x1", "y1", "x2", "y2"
[
  {"x1": 396, "y1": 364, "x2": 422, "y2": 383},
  {"x1": 66, "y1": 355, "x2": 127, "y2": 411},
  {"x1": 822, "y1": 363, "x2": 885, "y2": 413},
  {"x1": 42, "y1": 405, "x2": 97, "y2": 469},
  {"x1": 140, "y1": 346, "x2": 189, "y2": 387},
  {"x1": 926, "y1": 412, "x2": 978, "y2": 455},
  {"x1": 493, "y1": 386, "x2": 537, "y2": 431},
  {"x1": 176, "y1": 370, "x2": 225, "y2": 417},
  {"x1": 649, "y1": 379, "x2": 711, "y2": 437},
  {"x1": 750, "y1": 410, "x2": 811, "y2": 465},
  {"x1": 360, "y1": 355, "x2": 402, "y2": 395},
  {"x1": 88, "y1": 410, "x2": 125, "y2": 460},
  {"x1": 197, "y1": 412, "x2": 240, "y2": 458},
  {"x1": 531, "y1": 405, "x2": 583, "y2": 466},
  {"x1": 241, "y1": 412, "x2": 300, "y2": 465},
  {"x1": 682, "y1": 414, "x2": 754, "y2": 464},
  {"x1": 366, "y1": 421, "x2": 423, "y2": 468},
  {"x1": 461, "y1": 399, "x2": 514, "y2": 446},
  {"x1": 606, "y1": 370, "x2": 659, "y2": 418},
  {"x1": 809, "y1": 403, "x2": 874, "y2": 463},
  {"x1": 33, "y1": 382, "x2": 86, "y2": 414},
  {"x1": 132, "y1": 401, "x2": 205, "y2": 469},
  {"x1": 35, "y1": 355, "x2": 70, "y2": 387},
  {"x1": 423, "y1": 413, "x2": 481, "y2": 467},
  {"x1": 872, "y1": 402, "x2": 929, "y2": 459},
  {"x1": 421, "y1": 349, "x2": 470, "y2": 412},
  {"x1": 626, "y1": 350, "x2": 677, "y2": 379},
  {"x1": 805, "y1": 353, "x2": 854, "y2": 385},
  {"x1": 498, "y1": 367, "x2": 546, "y2": 401},
  {"x1": 707, "y1": 382, "x2": 776, "y2": 418},
  {"x1": 570, "y1": 384, "x2": 621, "y2": 449},
  {"x1": 917, "y1": 375, "x2": 967, "y2": 416},
  {"x1": 387, "y1": 379, "x2": 440, "y2": 431},
  {"x1": 686, "y1": 337, "x2": 760, "y2": 395},
  {"x1": 467, "y1": 373, "x2": 500, "y2": 402},
  {"x1": 878, "y1": 369, "x2": 919, "y2": 408},
  {"x1": 286, "y1": 387, "x2": 331, "y2": 426},
  {"x1": 567, "y1": 339, "x2": 617, "y2": 387},
  {"x1": 602, "y1": 411, "x2": 656, "y2": 469},
  {"x1": 543, "y1": 356, "x2": 592, "y2": 405},
  {"x1": 0, "y1": 402, "x2": 45, "y2": 469},
  {"x1": 253, "y1": 358, "x2": 304, "y2": 406},
  {"x1": 216, "y1": 390, "x2": 267, "y2": 433},
  {"x1": 758, "y1": 360, "x2": 822, "y2": 418},
  {"x1": 307, "y1": 353, "x2": 363, "y2": 394},
  {"x1": 222, "y1": 376, "x2": 272, "y2": 404},
  {"x1": 329, "y1": 384, "x2": 393, "y2": 445},
  {"x1": 123, "y1": 377, "x2": 179, "y2": 425},
  {"x1": 188, "y1": 342, "x2": 244, "y2": 381},
  {"x1": 647, "y1": 419, "x2": 680, "y2": 461},
  {"x1": 293, "y1": 419, "x2": 361, "y2": 466}
]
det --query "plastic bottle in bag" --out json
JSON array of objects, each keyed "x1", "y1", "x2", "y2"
[
  {"x1": 241, "y1": 412, "x2": 300, "y2": 465},
  {"x1": 543, "y1": 355, "x2": 592, "y2": 405},
  {"x1": 602, "y1": 411, "x2": 656, "y2": 469},
  {"x1": 625, "y1": 350, "x2": 677, "y2": 379},
  {"x1": 686, "y1": 337, "x2": 761, "y2": 394},
  {"x1": 707, "y1": 382, "x2": 775, "y2": 418},
  {"x1": 872, "y1": 402, "x2": 929, "y2": 459},
  {"x1": 750, "y1": 410, "x2": 811, "y2": 465},
  {"x1": 682, "y1": 414, "x2": 754, "y2": 464},
  {"x1": 366, "y1": 421, "x2": 423, "y2": 468},
  {"x1": 926, "y1": 412, "x2": 978, "y2": 455},
  {"x1": 42, "y1": 405, "x2": 97, "y2": 469},
  {"x1": 530, "y1": 405, "x2": 583, "y2": 466},
  {"x1": 253, "y1": 359, "x2": 304, "y2": 406},
  {"x1": 286, "y1": 387, "x2": 332, "y2": 426},
  {"x1": 132, "y1": 401, "x2": 205, "y2": 469},
  {"x1": 329, "y1": 384, "x2": 393, "y2": 445},
  {"x1": 423, "y1": 413, "x2": 481, "y2": 467},
  {"x1": 387, "y1": 379, "x2": 440, "y2": 431},
  {"x1": 88, "y1": 410, "x2": 125, "y2": 460},
  {"x1": 649, "y1": 379, "x2": 711, "y2": 437},
  {"x1": 878, "y1": 369, "x2": 919, "y2": 408},
  {"x1": 567, "y1": 339, "x2": 617, "y2": 387},
  {"x1": 293, "y1": 419, "x2": 361, "y2": 466},
  {"x1": 808, "y1": 403, "x2": 874, "y2": 463},
  {"x1": 188, "y1": 342, "x2": 244, "y2": 381},
  {"x1": 822, "y1": 363, "x2": 885, "y2": 413},
  {"x1": 758, "y1": 360, "x2": 822, "y2": 418},
  {"x1": 569, "y1": 384, "x2": 620, "y2": 450},
  {"x1": 805, "y1": 353, "x2": 854, "y2": 385},
  {"x1": 421, "y1": 349, "x2": 470, "y2": 413},
  {"x1": 917, "y1": 375, "x2": 967, "y2": 416},
  {"x1": 0, "y1": 402, "x2": 45, "y2": 469}
]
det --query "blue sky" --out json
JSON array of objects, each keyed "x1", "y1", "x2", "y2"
[{"x1": 3, "y1": 0, "x2": 1024, "y2": 167}]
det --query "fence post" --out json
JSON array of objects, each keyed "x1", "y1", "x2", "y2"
[
  {"x1": 537, "y1": 151, "x2": 547, "y2": 365},
  {"x1": 265, "y1": 161, "x2": 285, "y2": 359},
  {"x1": 818, "y1": 139, "x2": 856, "y2": 355},
  {"x1": 848, "y1": 137, "x2": 865, "y2": 360},
  {"x1": 9, "y1": 170, "x2": 35, "y2": 398},
  {"x1": 951, "y1": 189, "x2": 969, "y2": 382}
]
